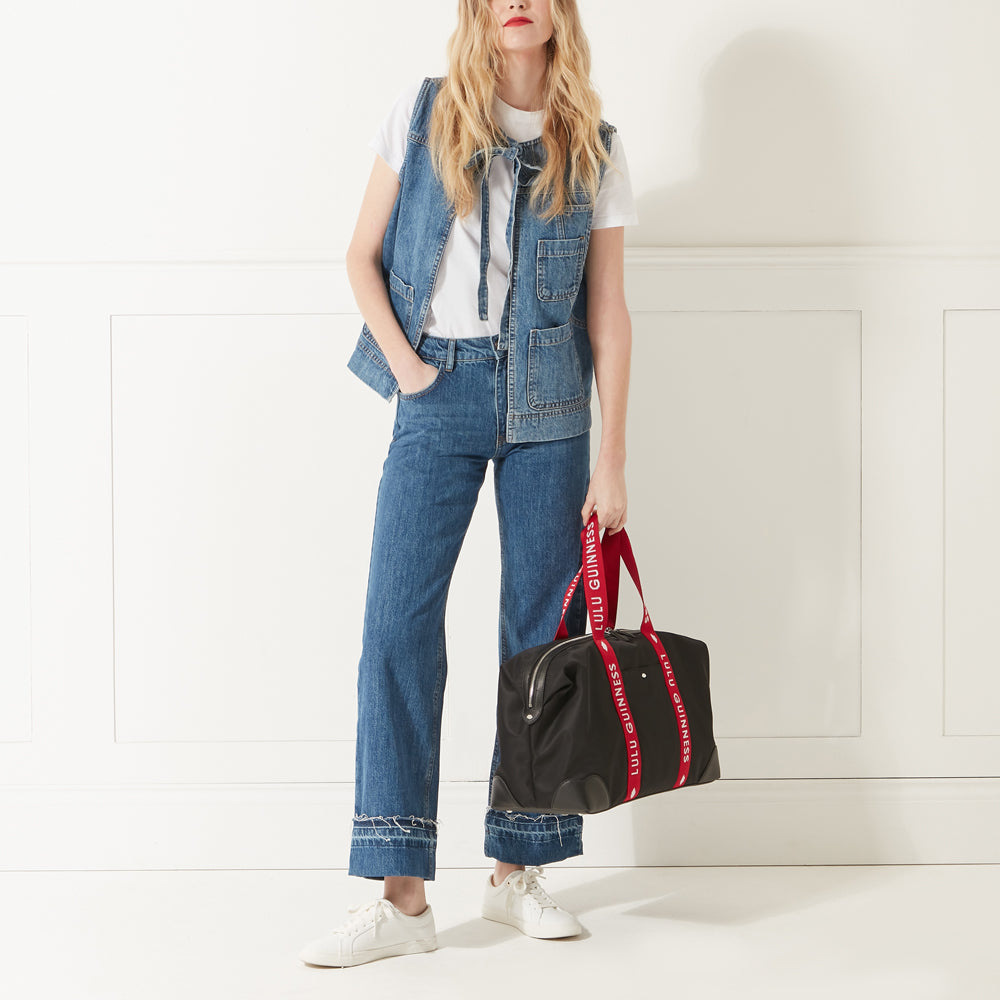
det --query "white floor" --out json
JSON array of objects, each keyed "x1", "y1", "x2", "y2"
[{"x1": 1, "y1": 865, "x2": 997, "y2": 1000}]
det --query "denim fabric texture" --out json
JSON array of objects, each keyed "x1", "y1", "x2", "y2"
[
  {"x1": 349, "y1": 334, "x2": 590, "y2": 881},
  {"x1": 346, "y1": 75, "x2": 616, "y2": 444}
]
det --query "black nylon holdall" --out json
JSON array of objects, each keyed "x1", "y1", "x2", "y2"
[{"x1": 490, "y1": 514, "x2": 720, "y2": 815}]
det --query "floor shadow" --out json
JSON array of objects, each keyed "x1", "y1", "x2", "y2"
[{"x1": 554, "y1": 866, "x2": 913, "y2": 928}]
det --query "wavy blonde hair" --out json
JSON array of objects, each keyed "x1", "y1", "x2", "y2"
[{"x1": 429, "y1": 0, "x2": 615, "y2": 222}]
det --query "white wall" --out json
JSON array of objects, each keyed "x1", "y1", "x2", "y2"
[{"x1": 2, "y1": 1, "x2": 999, "y2": 871}]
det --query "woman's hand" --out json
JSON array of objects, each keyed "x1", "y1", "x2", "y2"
[
  {"x1": 581, "y1": 450, "x2": 627, "y2": 534},
  {"x1": 394, "y1": 354, "x2": 440, "y2": 395}
]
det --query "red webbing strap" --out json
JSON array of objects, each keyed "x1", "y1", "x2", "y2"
[
  {"x1": 602, "y1": 528, "x2": 622, "y2": 629},
  {"x1": 613, "y1": 529, "x2": 692, "y2": 787},
  {"x1": 552, "y1": 517, "x2": 692, "y2": 791},
  {"x1": 554, "y1": 564, "x2": 584, "y2": 640},
  {"x1": 554, "y1": 527, "x2": 622, "y2": 638},
  {"x1": 581, "y1": 514, "x2": 642, "y2": 800}
]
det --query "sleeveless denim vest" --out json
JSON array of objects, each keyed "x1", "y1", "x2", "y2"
[{"x1": 347, "y1": 76, "x2": 616, "y2": 443}]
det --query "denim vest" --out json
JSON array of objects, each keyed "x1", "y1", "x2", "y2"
[{"x1": 347, "y1": 76, "x2": 615, "y2": 443}]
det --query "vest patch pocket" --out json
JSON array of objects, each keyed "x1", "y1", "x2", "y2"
[
  {"x1": 536, "y1": 237, "x2": 586, "y2": 302},
  {"x1": 527, "y1": 322, "x2": 586, "y2": 410},
  {"x1": 388, "y1": 268, "x2": 414, "y2": 335}
]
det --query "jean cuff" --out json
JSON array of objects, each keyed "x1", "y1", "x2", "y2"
[
  {"x1": 484, "y1": 809, "x2": 583, "y2": 865},
  {"x1": 349, "y1": 814, "x2": 438, "y2": 880}
]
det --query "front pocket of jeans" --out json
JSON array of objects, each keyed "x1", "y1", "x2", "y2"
[
  {"x1": 397, "y1": 363, "x2": 444, "y2": 400},
  {"x1": 536, "y1": 237, "x2": 586, "y2": 302},
  {"x1": 526, "y1": 323, "x2": 586, "y2": 410}
]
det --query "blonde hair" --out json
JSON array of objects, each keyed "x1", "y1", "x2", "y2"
[{"x1": 429, "y1": 0, "x2": 615, "y2": 222}]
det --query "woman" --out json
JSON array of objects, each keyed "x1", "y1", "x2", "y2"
[{"x1": 300, "y1": 0, "x2": 636, "y2": 967}]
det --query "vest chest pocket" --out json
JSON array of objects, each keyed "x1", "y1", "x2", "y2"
[
  {"x1": 388, "y1": 268, "x2": 414, "y2": 336},
  {"x1": 536, "y1": 237, "x2": 587, "y2": 302}
]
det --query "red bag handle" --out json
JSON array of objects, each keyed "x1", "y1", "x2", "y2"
[
  {"x1": 602, "y1": 527, "x2": 622, "y2": 628},
  {"x1": 553, "y1": 518, "x2": 639, "y2": 638},
  {"x1": 555, "y1": 522, "x2": 622, "y2": 638},
  {"x1": 553, "y1": 513, "x2": 692, "y2": 792}
]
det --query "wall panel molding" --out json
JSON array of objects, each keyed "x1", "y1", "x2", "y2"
[
  {"x1": 4, "y1": 243, "x2": 1000, "y2": 272},
  {"x1": 1, "y1": 779, "x2": 997, "y2": 870},
  {"x1": 0, "y1": 315, "x2": 31, "y2": 742},
  {"x1": 3, "y1": 251, "x2": 1000, "y2": 866}
]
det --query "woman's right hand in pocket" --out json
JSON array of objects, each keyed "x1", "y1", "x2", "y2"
[{"x1": 395, "y1": 356, "x2": 440, "y2": 396}]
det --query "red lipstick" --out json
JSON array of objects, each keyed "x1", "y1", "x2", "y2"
[{"x1": 504, "y1": 17, "x2": 532, "y2": 26}]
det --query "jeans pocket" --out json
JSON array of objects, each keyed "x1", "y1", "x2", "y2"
[{"x1": 397, "y1": 363, "x2": 445, "y2": 401}]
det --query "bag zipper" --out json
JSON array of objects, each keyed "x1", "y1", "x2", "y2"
[{"x1": 524, "y1": 629, "x2": 627, "y2": 722}]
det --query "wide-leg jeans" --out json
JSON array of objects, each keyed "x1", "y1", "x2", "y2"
[{"x1": 348, "y1": 333, "x2": 590, "y2": 880}]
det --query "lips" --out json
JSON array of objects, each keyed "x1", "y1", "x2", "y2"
[{"x1": 504, "y1": 17, "x2": 532, "y2": 26}]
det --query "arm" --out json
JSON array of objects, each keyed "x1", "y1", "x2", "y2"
[
  {"x1": 345, "y1": 154, "x2": 439, "y2": 395},
  {"x1": 581, "y1": 225, "x2": 632, "y2": 534}
]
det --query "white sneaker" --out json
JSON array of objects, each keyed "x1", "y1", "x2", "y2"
[
  {"x1": 481, "y1": 866, "x2": 582, "y2": 939},
  {"x1": 298, "y1": 898, "x2": 437, "y2": 968}
]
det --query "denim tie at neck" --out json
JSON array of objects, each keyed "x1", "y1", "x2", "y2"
[{"x1": 466, "y1": 143, "x2": 544, "y2": 322}]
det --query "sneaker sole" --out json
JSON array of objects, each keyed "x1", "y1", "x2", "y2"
[
  {"x1": 299, "y1": 936, "x2": 437, "y2": 968},
  {"x1": 481, "y1": 910, "x2": 581, "y2": 940}
]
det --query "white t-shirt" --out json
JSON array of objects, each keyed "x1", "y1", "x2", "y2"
[{"x1": 369, "y1": 78, "x2": 639, "y2": 340}]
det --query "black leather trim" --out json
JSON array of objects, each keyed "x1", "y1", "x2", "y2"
[
  {"x1": 489, "y1": 775, "x2": 524, "y2": 812},
  {"x1": 551, "y1": 774, "x2": 611, "y2": 814},
  {"x1": 698, "y1": 745, "x2": 721, "y2": 783}
]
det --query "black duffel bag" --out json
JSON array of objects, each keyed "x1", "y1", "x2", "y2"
[{"x1": 490, "y1": 515, "x2": 720, "y2": 815}]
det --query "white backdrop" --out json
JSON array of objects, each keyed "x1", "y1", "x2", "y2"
[{"x1": 1, "y1": 1, "x2": 999, "y2": 871}]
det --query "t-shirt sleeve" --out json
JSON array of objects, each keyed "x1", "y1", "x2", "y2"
[
  {"x1": 368, "y1": 78, "x2": 425, "y2": 177},
  {"x1": 591, "y1": 131, "x2": 639, "y2": 229}
]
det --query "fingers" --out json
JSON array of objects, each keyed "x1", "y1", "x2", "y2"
[
  {"x1": 580, "y1": 498, "x2": 628, "y2": 534},
  {"x1": 603, "y1": 507, "x2": 627, "y2": 534}
]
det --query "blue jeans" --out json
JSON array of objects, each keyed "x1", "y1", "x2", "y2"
[{"x1": 349, "y1": 333, "x2": 590, "y2": 881}]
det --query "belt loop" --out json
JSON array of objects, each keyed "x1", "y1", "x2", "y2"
[{"x1": 445, "y1": 337, "x2": 457, "y2": 372}]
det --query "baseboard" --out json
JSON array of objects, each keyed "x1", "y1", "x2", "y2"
[{"x1": 2, "y1": 778, "x2": 998, "y2": 871}]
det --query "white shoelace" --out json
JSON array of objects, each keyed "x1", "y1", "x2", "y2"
[
  {"x1": 507, "y1": 866, "x2": 560, "y2": 908},
  {"x1": 335, "y1": 897, "x2": 396, "y2": 934}
]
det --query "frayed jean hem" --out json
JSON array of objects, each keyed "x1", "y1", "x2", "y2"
[
  {"x1": 348, "y1": 814, "x2": 438, "y2": 881},
  {"x1": 484, "y1": 811, "x2": 583, "y2": 866}
]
